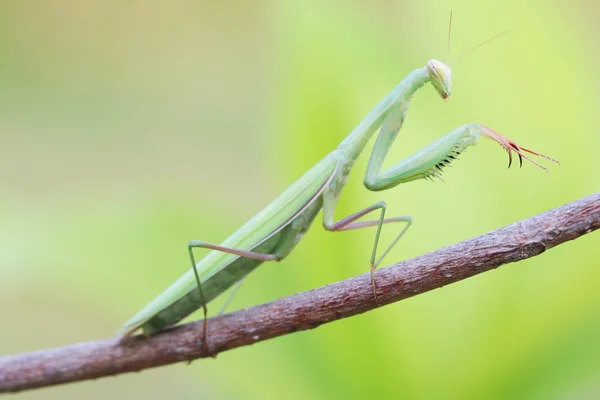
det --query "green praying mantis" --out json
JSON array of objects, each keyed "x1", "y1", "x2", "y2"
[{"x1": 119, "y1": 23, "x2": 558, "y2": 346}]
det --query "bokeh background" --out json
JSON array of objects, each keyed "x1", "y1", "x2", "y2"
[{"x1": 1, "y1": 1, "x2": 599, "y2": 399}]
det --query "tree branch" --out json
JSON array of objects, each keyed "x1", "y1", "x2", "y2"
[{"x1": 1, "y1": 192, "x2": 599, "y2": 393}]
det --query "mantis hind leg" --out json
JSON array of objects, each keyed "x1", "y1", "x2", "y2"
[
  {"x1": 322, "y1": 194, "x2": 412, "y2": 303},
  {"x1": 187, "y1": 240, "x2": 280, "y2": 356},
  {"x1": 218, "y1": 279, "x2": 245, "y2": 315}
]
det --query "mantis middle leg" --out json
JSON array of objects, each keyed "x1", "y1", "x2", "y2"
[{"x1": 322, "y1": 192, "x2": 413, "y2": 303}]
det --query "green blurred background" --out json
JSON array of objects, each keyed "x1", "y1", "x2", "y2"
[{"x1": 1, "y1": 1, "x2": 599, "y2": 399}]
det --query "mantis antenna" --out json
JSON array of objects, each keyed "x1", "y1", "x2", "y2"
[
  {"x1": 450, "y1": 29, "x2": 510, "y2": 66},
  {"x1": 446, "y1": 11, "x2": 453, "y2": 64}
]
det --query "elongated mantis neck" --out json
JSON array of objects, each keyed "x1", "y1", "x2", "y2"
[{"x1": 338, "y1": 67, "x2": 431, "y2": 160}]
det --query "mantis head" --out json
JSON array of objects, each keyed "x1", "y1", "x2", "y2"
[{"x1": 427, "y1": 59, "x2": 452, "y2": 101}]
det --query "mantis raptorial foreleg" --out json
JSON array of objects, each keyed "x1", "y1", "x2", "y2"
[{"x1": 324, "y1": 115, "x2": 556, "y2": 303}]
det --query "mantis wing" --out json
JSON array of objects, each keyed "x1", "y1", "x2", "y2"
[{"x1": 120, "y1": 153, "x2": 339, "y2": 335}]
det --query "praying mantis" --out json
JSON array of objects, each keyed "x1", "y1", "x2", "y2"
[{"x1": 119, "y1": 27, "x2": 558, "y2": 345}]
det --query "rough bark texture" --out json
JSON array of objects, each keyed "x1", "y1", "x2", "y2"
[{"x1": 1, "y1": 192, "x2": 599, "y2": 393}]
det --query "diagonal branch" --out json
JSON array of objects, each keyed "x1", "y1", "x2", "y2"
[{"x1": 1, "y1": 192, "x2": 599, "y2": 393}]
